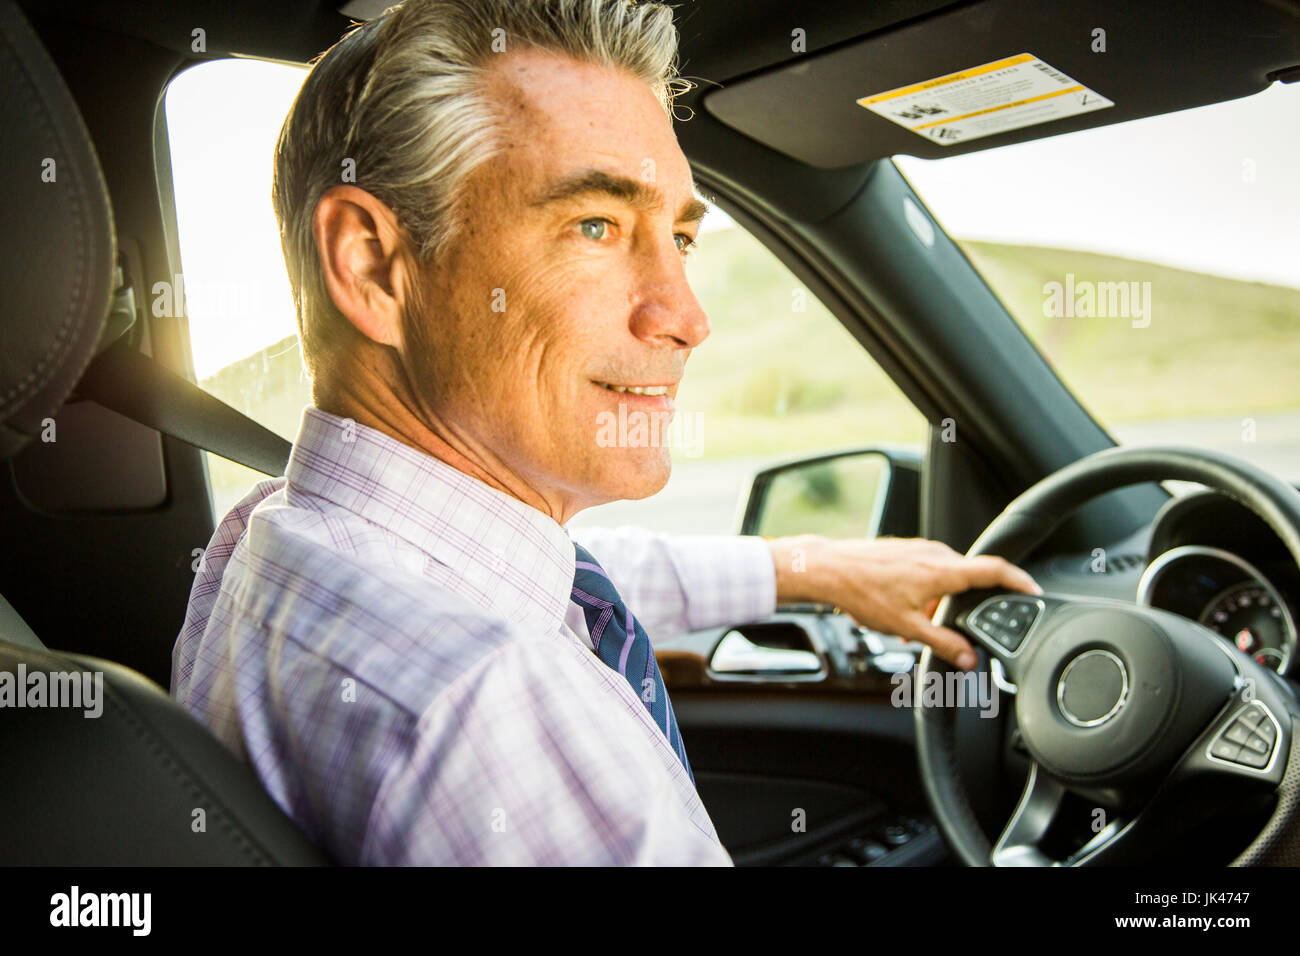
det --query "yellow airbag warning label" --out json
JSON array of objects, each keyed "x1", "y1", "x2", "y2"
[{"x1": 857, "y1": 53, "x2": 1113, "y2": 146}]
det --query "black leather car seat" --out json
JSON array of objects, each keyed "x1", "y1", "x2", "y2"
[{"x1": 0, "y1": 0, "x2": 331, "y2": 864}]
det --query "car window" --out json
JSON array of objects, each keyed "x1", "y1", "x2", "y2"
[
  {"x1": 895, "y1": 80, "x2": 1300, "y2": 481},
  {"x1": 164, "y1": 58, "x2": 926, "y2": 528},
  {"x1": 164, "y1": 59, "x2": 311, "y2": 517}
]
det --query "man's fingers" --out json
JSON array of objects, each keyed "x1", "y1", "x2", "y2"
[
  {"x1": 952, "y1": 555, "x2": 1042, "y2": 596},
  {"x1": 901, "y1": 613, "x2": 977, "y2": 671}
]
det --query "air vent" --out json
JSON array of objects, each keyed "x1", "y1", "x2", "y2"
[{"x1": 1095, "y1": 553, "x2": 1145, "y2": 574}]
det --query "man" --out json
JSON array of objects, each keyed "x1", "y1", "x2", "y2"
[{"x1": 173, "y1": 0, "x2": 1041, "y2": 865}]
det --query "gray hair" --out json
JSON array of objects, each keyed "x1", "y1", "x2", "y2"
[{"x1": 272, "y1": 0, "x2": 690, "y2": 383}]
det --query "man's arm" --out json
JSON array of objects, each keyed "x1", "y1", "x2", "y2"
[
  {"x1": 766, "y1": 533, "x2": 1042, "y2": 670},
  {"x1": 570, "y1": 527, "x2": 1041, "y2": 670},
  {"x1": 568, "y1": 525, "x2": 776, "y2": 641}
]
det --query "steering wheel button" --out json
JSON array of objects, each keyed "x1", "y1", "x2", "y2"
[
  {"x1": 1224, "y1": 722, "x2": 1252, "y2": 745},
  {"x1": 967, "y1": 595, "x2": 1045, "y2": 655},
  {"x1": 1256, "y1": 719, "x2": 1277, "y2": 742},
  {"x1": 1210, "y1": 738, "x2": 1242, "y2": 762},
  {"x1": 1237, "y1": 707, "x2": 1265, "y2": 730},
  {"x1": 1237, "y1": 745, "x2": 1270, "y2": 769},
  {"x1": 1242, "y1": 734, "x2": 1270, "y2": 755},
  {"x1": 1243, "y1": 707, "x2": 1273, "y2": 734},
  {"x1": 996, "y1": 630, "x2": 1023, "y2": 651}
]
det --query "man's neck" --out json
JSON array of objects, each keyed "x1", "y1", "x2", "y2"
[{"x1": 312, "y1": 357, "x2": 578, "y2": 525}]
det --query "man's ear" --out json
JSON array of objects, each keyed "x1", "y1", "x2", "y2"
[{"x1": 313, "y1": 185, "x2": 416, "y2": 349}]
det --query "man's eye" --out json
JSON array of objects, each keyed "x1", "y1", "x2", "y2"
[
  {"x1": 675, "y1": 233, "x2": 697, "y2": 255},
  {"x1": 579, "y1": 218, "x2": 611, "y2": 240}
]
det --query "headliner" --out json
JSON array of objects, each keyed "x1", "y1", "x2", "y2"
[{"x1": 22, "y1": 0, "x2": 1300, "y2": 174}]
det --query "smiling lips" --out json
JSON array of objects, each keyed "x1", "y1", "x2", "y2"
[{"x1": 593, "y1": 381, "x2": 674, "y2": 396}]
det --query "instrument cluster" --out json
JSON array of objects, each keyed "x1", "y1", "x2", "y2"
[{"x1": 1137, "y1": 544, "x2": 1297, "y2": 674}]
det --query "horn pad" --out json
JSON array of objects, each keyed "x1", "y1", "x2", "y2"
[{"x1": 1016, "y1": 607, "x2": 1179, "y2": 783}]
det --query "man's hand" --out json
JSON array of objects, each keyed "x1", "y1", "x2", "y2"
[{"x1": 766, "y1": 534, "x2": 1042, "y2": 671}]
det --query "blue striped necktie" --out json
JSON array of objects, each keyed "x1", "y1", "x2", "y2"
[{"x1": 570, "y1": 542, "x2": 694, "y2": 783}]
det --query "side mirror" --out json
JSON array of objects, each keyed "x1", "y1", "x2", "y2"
[{"x1": 739, "y1": 447, "x2": 920, "y2": 539}]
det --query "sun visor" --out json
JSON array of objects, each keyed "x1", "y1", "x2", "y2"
[{"x1": 703, "y1": 0, "x2": 1300, "y2": 168}]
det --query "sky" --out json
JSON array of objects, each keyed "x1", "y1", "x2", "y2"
[
  {"x1": 165, "y1": 60, "x2": 309, "y2": 378},
  {"x1": 166, "y1": 59, "x2": 1298, "y2": 379},
  {"x1": 895, "y1": 79, "x2": 1300, "y2": 288}
]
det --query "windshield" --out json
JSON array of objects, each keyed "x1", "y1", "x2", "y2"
[{"x1": 895, "y1": 80, "x2": 1300, "y2": 481}]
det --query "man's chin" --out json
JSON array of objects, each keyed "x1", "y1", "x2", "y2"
[{"x1": 597, "y1": 447, "x2": 672, "y2": 502}]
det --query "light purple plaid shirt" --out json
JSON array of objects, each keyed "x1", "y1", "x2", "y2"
[{"x1": 172, "y1": 406, "x2": 776, "y2": 865}]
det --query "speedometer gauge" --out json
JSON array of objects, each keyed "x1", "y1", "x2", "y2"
[
  {"x1": 1137, "y1": 544, "x2": 1299, "y2": 676},
  {"x1": 1198, "y1": 582, "x2": 1291, "y2": 673}
]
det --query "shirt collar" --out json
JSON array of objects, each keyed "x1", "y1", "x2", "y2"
[{"x1": 285, "y1": 405, "x2": 577, "y2": 637}]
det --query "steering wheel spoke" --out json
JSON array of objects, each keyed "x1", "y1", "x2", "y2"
[
  {"x1": 990, "y1": 762, "x2": 1064, "y2": 866},
  {"x1": 948, "y1": 589, "x2": 1068, "y2": 687},
  {"x1": 1179, "y1": 687, "x2": 1291, "y2": 787},
  {"x1": 991, "y1": 762, "x2": 1140, "y2": 866}
]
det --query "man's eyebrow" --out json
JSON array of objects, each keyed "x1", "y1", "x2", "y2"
[{"x1": 530, "y1": 168, "x2": 710, "y2": 225}]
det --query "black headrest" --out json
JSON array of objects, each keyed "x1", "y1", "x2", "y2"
[{"x1": 0, "y1": 0, "x2": 115, "y2": 460}]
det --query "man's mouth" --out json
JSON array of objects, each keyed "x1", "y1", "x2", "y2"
[{"x1": 593, "y1": 381, "x2": 673, "y2": 396}]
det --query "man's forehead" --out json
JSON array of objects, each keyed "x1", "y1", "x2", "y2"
[
  {"x1": 488, "y1": 45, "x2": 652, "y2": 108},
  {"x1": 482, "y1": 49, "x2": 703, "y2": 219},
  {"x1": 487, "y1": 48, "x2": 677, "y2": 150}
]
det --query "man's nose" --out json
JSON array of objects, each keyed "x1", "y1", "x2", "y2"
[{"x1": 628, "y1": 236, "x2": 710, "y2": 349}]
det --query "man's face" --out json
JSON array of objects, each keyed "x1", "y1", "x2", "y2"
[{"x1": 408, "y1": 48, "x2": 710, "y2": 521}]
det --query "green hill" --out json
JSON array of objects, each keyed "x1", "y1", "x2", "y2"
[{"x1": 960, "y1": 240, "x2": 1300, "y2": 423}]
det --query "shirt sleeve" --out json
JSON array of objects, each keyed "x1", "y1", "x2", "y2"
[
  {"x1": 358, "y1": 629, "x2": 733, "y2": 866},
  {"x1": 568, "y1": 526, "x2": 777, "y2": 642}
]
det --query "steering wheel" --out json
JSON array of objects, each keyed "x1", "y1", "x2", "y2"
[{"x1": 917, "y1": 445, "x2": 1300, "y2": 866}]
